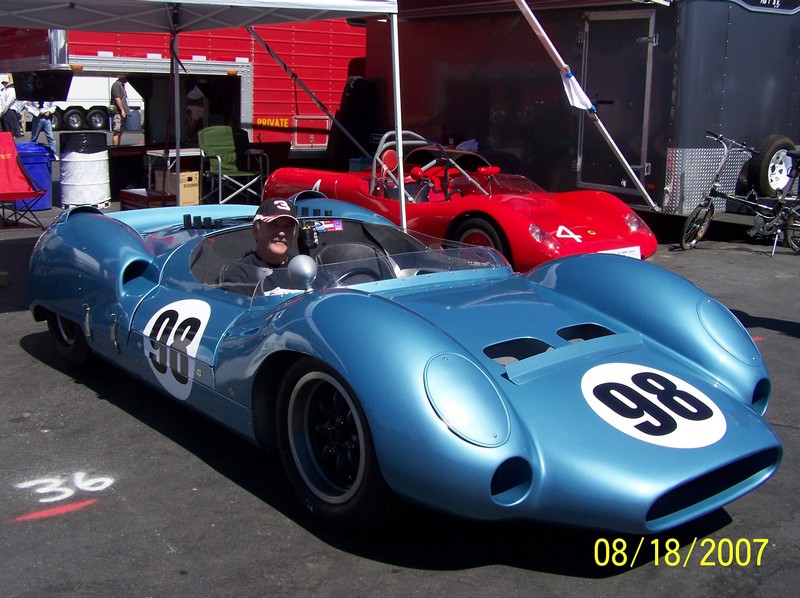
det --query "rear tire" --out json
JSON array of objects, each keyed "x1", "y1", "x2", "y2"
[
  {"x1": 784, "y1": 212, "x2": 800, "y2": 254},
  {"x1": 86, "y1": 108, "x2": 108, "y2": 130},
  {"x1": 63, "y1": 109, "x2": 86, "y2": 131},
  {"x1": 749, "y1": 134, "x2": 796, "y2": 196},
  {"x1": 47, "y1": 313, "x2": 90, "y2": 368},
  {"x1": 680, "y1": 201, "x2": 715, "y2": 250}
]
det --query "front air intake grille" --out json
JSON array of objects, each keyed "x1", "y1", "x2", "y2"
[{"x1": 646, "y1": 448, "x2": 781, "y2": 523}]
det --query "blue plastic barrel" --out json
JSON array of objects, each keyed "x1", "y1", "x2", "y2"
[
  {"x1": 125, "y1": 107, "x2": 142, "y2": 131},
  {"x1": 15, "y1": 142, "x2": 54, "y2": 211}
]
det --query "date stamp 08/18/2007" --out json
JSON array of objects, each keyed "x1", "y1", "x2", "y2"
[{"x1": 594, "y1": 537, "x2": 770, "y2": 568}]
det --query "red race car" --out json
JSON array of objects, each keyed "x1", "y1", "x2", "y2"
[{"x1": 264, "y1": 131, "x2": 657, "y2": 271}]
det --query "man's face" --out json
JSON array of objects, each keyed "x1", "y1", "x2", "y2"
[{"x1": 254, "y1": 217, "x2": 296, "y2": 264}]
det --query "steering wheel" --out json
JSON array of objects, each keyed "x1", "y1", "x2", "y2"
[
  {"x1": 414, "y1": 144, "x2": 489, "y2": 198},
  {"x1": 334, "y1": 266, "x2": 383, "y2": 286}
]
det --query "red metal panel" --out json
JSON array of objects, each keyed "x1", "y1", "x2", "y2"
[
  {"x1": 68, "y1": 20, "x2": 365, "y2": 145},
  {"x1": 251, "y1": 21, "x2": 366, "y2": 143},
  {"x1": 69, "y1": 31, "x2": 171, "y2": 58},
  {"x1": 0, "y1": 27, "x2": 50, "y2": 60}
]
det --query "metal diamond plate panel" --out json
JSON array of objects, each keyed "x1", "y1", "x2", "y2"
[{"x1": 664, "y1": 147, "x2": 750, "y2": 215}]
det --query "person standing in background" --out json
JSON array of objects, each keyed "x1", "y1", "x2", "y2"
[
  {"x1": 1, "y1": 75, "x2": 23, "y2": 137},
  {"x1": 26, "y1": 100, "x2": 58, "y2": 156},
  {"x1": 110, "y1": 74, "x2": 129, "y2": 146}
]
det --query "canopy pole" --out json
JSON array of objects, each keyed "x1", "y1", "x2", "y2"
[
  {"x1": 389, "y1": 13, "x2": 407, "y2": 230},
  {"x1": 166, "y1": 4, "x2": 182, "y2": 204},
  {"x1": 512, "y1": 0, "x2": 658, "y2": 210},
  {"x1": 171, "y1": 31, "x2": 181, "y2": 199}
]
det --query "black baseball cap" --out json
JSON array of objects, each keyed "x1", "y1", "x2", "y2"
[{"x1": 254, "y1": 198, "x2": 298, "y2": 225}]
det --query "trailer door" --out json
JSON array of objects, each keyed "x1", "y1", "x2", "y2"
[{"x1": 577, "y1": 10, "x2": 656, "y2": 198}]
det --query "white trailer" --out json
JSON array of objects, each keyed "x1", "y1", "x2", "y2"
[{"x1": 51, "y1": 75, "x2": 144, "y2": 131}]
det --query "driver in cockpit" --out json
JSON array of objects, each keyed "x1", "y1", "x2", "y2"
[{"x1": 219, "y1": 198, "x2": 299, "y2": 293}]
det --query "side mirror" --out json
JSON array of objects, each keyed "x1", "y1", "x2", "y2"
[
  {"x1": 288, "y1": 254, "x2": 318, "y2": 290},
  {"x1": 478, "y1": 166, "x2": 501, "y2": 176}
]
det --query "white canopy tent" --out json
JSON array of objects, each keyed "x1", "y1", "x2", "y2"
[
  {"x1": 0, "y1": 1, "x2": 397, "y2": 33},
  {"x1": 1, "y1": 0, "x2": 406, "y2": 216}
]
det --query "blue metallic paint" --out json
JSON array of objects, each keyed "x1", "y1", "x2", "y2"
[{"x1": 27, "y1": 201, "x2": 782, "y2": 533}]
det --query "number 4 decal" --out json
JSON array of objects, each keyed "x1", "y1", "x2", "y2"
[{"x1": 556, "y1": 225, "x2": 582, "y2": 243}]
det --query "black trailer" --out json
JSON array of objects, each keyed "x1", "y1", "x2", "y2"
[{"x1": 366, "y1": 0, "x2": 799, "y2": 214}]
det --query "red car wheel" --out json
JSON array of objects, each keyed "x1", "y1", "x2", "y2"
[{"x1": 454, "y1": 217, "x2": 510, "y2": 259}]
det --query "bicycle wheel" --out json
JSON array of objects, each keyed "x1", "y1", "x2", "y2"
[
  {"x1": 784, "y1": 212, "x2": 800, "y2": 254},
  {"x1": 680, "y1": 201, "x2": 715, "y2": 250}
]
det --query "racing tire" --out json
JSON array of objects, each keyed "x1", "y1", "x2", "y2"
[
  {"x1": 453, "y1": 217, "x2": 511, "y2": 262},
  {"x1": 86, "y1": 108, "x2": 108, "y2": 130},
  {"x1": 784, "y1": 212, "x2": 800, "y2": 254},
  {"x1": 749, "y1": 134, "x2": 796, "y2": 196},
  {"x1": 63, "y1": 109, "x2": 86, "y2": 131},
  {"x1": 46, "y1": 313, "x2": 91, "y2": 369},
  {"x1": 276, "y1": 357, "x2": 394, "y2": 527},
  {"x1": 680, "y1": 201, "x2": 715, "y2": 250}
]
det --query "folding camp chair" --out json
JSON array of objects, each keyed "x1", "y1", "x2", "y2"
[
  {"x1": 198, "y1": 126, "x2": 268, "y2": 204},
  {"x1": 0, "y1": 132, "x2": 45, "y2": 229}
]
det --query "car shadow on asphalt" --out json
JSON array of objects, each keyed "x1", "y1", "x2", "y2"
[
  {"x1": 731, "y1": 309, "x2": 800, "y2": 340},
  {"x1": 0, "y1": 236, "x2": 37, "y2": 314},
  {"x1": 19, "y1": 329, "x2": 734, "y2": 579}
]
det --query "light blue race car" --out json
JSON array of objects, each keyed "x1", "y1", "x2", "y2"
[{"x1": 28, "y1": 193, "x2": 782, "y2": 534}]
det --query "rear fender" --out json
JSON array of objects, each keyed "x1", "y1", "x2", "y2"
[
  {"x1": 29, "y1": 209, "x2": 161, "y2": 354},
  {"x1": 29, "y1": 210, "x2": 161, "y2": 315}
]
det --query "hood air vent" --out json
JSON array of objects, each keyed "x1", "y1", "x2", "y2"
[{"x1": 484, "y1": 324, "x2": 615, "y2": 366}]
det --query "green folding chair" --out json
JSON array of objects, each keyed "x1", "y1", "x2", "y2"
[{"x1": 199, "y1": 126, "x2": 268, "y2": 204}]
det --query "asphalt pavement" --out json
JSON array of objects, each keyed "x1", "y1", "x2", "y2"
[{"x1": 1, "y1": 204, "x2": 798, "y2": 597}]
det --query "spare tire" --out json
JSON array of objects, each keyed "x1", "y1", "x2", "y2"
[{"x1": 748, "y1": 134, "x2": 796, "y2": 196}]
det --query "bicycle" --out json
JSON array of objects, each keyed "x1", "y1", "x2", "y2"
[{"x1": 680, "y1": 131, "x2": 800, "y2": 255}]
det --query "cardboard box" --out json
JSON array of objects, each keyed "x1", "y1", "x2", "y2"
[
  {"x1": 153, "y1": 171, "x2": 200, "y2": 205},
  {"x1": 120, "y1": 188, "x2": 177, "y2": 210}
]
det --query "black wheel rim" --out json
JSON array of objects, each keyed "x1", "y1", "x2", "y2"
[{"x1": 288, "y1": 372, "x2": 366, "y2": 504}]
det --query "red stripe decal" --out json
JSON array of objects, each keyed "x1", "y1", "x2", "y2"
[{"x1": 10, "y1": 499, "x2": 98, "y2": 522}]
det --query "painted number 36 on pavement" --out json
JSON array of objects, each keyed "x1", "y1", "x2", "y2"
[{"x1": 581, "y1": 363, "x2": 727, "y2": 448}]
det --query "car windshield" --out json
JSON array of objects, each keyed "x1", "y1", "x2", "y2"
[
  {"x1": 192, "y1": 218, "x2": 509, "y2": 300},
  {"x1": 281, "y1": 243, "x2": 509, "y2": 294},
  {"x1": 449, "y1": 173, "x2": 543, "y2": 196}
]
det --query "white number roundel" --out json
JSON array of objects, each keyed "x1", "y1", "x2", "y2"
[
  {"x1": 144, "y1": 300, "x2": 211, "y2": 400},
  {"x1": 581, "y1": 363, "x2": 726, "y2": 448}
]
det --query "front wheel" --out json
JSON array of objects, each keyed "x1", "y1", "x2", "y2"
[
  {"x1": 276, "y1": 358, "x2": 393, "y2": 527},
  {"x1": 680, "y1": 201, "x2": 715, "y2": 250},
  {"x1": 784, "y1": 212, "x2": 800, "y2": 254},
  {"x1": 453, "y1": 217, "x2": 510, "y2": 260},
  {"x1": 46, "y1": 313, "x2": 91, "y2": 368}
]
